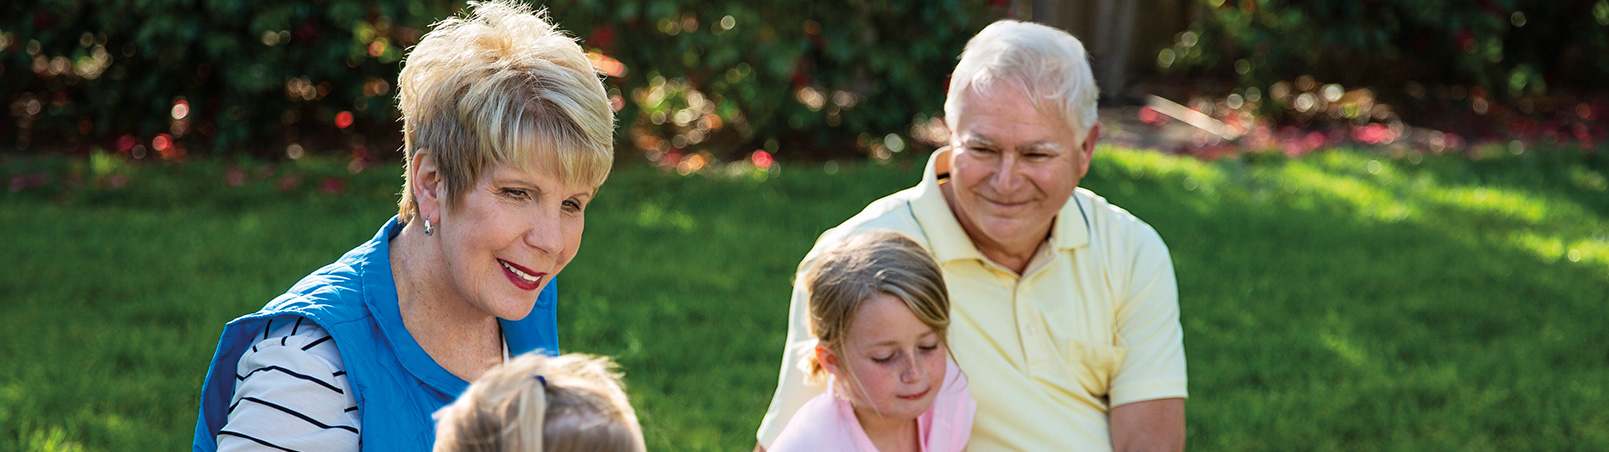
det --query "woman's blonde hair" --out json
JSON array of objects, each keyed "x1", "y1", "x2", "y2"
[
  {"x1": 396, "y1": 0, "x2": 614, "y2": 222},
  {"x1": 801, "y1": 231, "x2": 951, "y2": 385},
  {"x1": 433, "y1": 353, "x2": 645, "y2": 452}
]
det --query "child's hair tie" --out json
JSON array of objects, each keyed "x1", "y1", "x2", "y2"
[{"x1": 535, "y1": 375, "x2": 548, "y2": 388}]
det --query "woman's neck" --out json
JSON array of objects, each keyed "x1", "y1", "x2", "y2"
[
  {"x1": 852, "y1": 405, "x2": 920, "y2": 452},
  {"x1": 390, "y1": 221, "x2": 504, "y2": 382}
]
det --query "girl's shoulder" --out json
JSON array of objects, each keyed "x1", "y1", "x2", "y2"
[
  {"x1": 922, "y1": 359, "x2": 978, "y2": 452},
  {"x1": 769, "y1": 390, "x2": 867, "y2": 452}
]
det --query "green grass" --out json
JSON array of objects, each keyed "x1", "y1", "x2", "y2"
[{"x1": 3, "y1": 146, "x2": 1607, "y2": 451}]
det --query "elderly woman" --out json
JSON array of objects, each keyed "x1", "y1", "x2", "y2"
[{"x1": 191, "y1": 2, "x2": 614, "y2": 450}]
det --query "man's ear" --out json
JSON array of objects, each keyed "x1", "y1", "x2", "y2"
[
  {"x1": 1076, "y1": 123, "x2": 1100, "y2": 179},
  {"x1": 815, "y1": 343, "x2": 842, "y2": 377},
  {"x1": 410, "y1": 149, "x2": 444, "y2": 219}
]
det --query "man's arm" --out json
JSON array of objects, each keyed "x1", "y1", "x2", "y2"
[
  {"x1": 1110, "y1": 398, "x2": 1185, "y2": 452},
  {"x1": 1106, "y1": 220, "x2": 1188, "y2": 450}
]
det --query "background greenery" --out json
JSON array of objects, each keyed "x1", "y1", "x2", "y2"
[
  {"x1": 11, "y1": 0, "x2": 1605, "y2": 164},
  {"x1": 4, "y1": 145, "x2": 1607, "y2": 450},
  {"x1": 1167, "y1": 0, "x2": 1609, "y2": 100},
  {"x1": 2, "y1": 0, "x2": 1002, "y2": 162}
]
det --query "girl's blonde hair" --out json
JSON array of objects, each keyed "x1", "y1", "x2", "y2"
[
  {"x1": 802, "y1": 231, "x2": 951, "y2": 385},
  {"x1": 396, "y1": 0, "x2": 614, "y2": 222},
  {"x1": 433, "y1": 353, "x2": 645, "y2": 452}
]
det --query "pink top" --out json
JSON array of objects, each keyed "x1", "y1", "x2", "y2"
[{"x1": 770, "y1": 359, "x2": 976, "y2": 452}]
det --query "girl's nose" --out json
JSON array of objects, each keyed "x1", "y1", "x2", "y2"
[{"x1": 899, "y1": 354, "x2": 924, "y2": 383}]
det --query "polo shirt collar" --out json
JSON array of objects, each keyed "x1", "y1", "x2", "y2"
[{"x1": 908, "y1": 148, "x2": 1090, "y2": 266}]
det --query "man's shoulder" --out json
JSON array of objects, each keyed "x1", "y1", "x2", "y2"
[
  {"x1": 802, "y1": 187, "x2": 929, "y2": 259},
  {"x1": 1073, "y1": 187, "x2": 1169, "y2": 254}
]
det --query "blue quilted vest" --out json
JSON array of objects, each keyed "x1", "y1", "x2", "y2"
[{"x1": 192, "y1": 217, "x2": 560, "y2": 451}]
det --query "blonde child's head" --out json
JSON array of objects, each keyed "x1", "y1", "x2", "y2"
[
  {"x1": 802, "y1": 231, "x2": 952, "y2": 420},
  {"x1": 434, "y1": 353, "x2": 645, "y2": 452}
]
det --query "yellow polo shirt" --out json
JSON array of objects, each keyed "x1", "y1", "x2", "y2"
[{"x1": 757, "y1": 149, "x2": 1187, "y2": 451}]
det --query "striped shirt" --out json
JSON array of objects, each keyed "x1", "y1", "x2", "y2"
[
  {"x1": 216, "y1": 317, "x2": 511, "y2": 451},
  {"x1": 217, "y1": 317, "x2": 361, "y2": 452}
]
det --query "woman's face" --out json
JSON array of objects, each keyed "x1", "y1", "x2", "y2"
[
  {"x1": 436, "y1": 163, "x2": 592, "y2": 321},
  {"x1": 829, "y1": 293, "x2": 948, "y2": 421}
]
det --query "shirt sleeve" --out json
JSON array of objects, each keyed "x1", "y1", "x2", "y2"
[
  {"x1": 755, "y1": 258, "x2": 828, "y2": 448},
  {"x1": 217, "y1": 317, "x2": 361, "y2": 452},
  {"x1": 1108, "y1": 224, "x2": 1189, "y2": 407}
]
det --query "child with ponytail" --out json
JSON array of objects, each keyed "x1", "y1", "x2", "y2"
[{"x1": 433, "y1": 353, "x2": 645, "y2": 452}]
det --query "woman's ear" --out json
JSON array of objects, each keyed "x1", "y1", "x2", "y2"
[
  {"x1": 410, "y1": 149, "x2": 444, "y2": 219},
  {"x1": 815, "y1": 343, "x2": 841, "y2": 377}
]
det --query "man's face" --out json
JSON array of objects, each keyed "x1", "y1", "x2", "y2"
[{"x1": 946, "y1": 83, "x2": 1095, "y2": 252}]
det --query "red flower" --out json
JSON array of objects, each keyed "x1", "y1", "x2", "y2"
[{"x1": 320, "y1": 177, "x2": 345, "y2": 194}]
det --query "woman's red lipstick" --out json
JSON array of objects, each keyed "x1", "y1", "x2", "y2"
[{"x1": 498, "y1": 259, "x2": 546, "y2": 291}]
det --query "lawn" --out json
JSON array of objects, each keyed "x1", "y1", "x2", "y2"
[{"x1": 3, "y1": 146, "x2": 1607, "y2": 451}]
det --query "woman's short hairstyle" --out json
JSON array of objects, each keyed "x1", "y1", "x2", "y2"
[
  {"x1": 944, "y1": 20, "x2": 1099, "y2": 143},
  {"x1": 397, "y1": 0, "x2": 614, "y2": 222},
  {"x1": 433, "y1": 352, "x2": 645, "y2": 452},
  {"x1": 801, "y1": 231, "x2": 951, "y2": 384}
]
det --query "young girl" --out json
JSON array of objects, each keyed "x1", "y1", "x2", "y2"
[
  {"x1": 433, "y1": 352, "x2": 646, "y2": 452},
  {"x1": 770, "y1": 231, "x2": 976, "y2": 452}
]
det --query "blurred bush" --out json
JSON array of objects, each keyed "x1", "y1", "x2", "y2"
[
  {"x1": 2, "y1": 0, "x2": 1003, "y2": 163},
  {"x1": 1161, "y1": 0, "x2": 1609, "y2": 111}
]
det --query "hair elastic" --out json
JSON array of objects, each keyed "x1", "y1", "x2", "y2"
[{"x1": 535, "y1": 375, "x2": 547, "y2": 388}]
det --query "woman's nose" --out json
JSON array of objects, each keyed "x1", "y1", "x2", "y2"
[{"x1": 525, "y1": 207, "x2": 563, "y2": 255}]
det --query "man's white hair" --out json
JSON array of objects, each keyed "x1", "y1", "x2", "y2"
[{"x1": 944, "y1": 20, "x2": 1099, "y2": 143}]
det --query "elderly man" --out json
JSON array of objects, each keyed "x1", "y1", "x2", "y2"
[{"x1": 756, "y1": 20, "x2": 1187, "y2": 451}]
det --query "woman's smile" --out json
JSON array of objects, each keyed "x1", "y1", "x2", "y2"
[{"x1": 498, "y1": 258, "x2": 546, "y2": 291}]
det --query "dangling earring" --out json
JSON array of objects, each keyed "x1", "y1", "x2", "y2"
[{"x1": 424, "y1": 217, "x2": 434, "y2": 236}]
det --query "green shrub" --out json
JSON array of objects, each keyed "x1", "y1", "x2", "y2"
[
  {"x1": 1162, "y1": 0, "x2": 1609, "y2": 106},
  {"x1": 2, "y1": 0, "x2": 1003, "y2": 162}
]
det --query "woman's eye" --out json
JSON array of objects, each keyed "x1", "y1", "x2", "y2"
[
  {"x1": 502, "y1": 188, "x2": 529, "y2": 199},
  {"x1": 919, "y1": 344, "x2": 939, "y2": 352},
  {"x1": 563, "y1": 199, "x2": 583, "y2": 212},
  {"x1": 871, "y1": 354, "x2": 894, "y2": 363}
]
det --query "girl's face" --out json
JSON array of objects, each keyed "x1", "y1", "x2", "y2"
[
  {"x1": 826, "y1": 292, "x2": 948, "y2": 421},
  {"x1": 435, "y1": 163, "x2": 592, "y2": 320}
]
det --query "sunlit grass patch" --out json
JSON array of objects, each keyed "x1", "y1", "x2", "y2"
[{"x1": 3, "y1": 146, "x2": 1607, "y2": 450}]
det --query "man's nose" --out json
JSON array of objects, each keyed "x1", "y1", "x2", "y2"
[{"x1": 988, "y1": 152, "x2": 1023, "y2": 192}]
